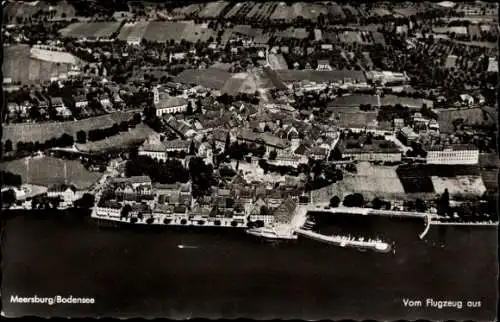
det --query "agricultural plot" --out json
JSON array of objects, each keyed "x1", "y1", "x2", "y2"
[
  {"x1": 117, "y1": 21, "x2": 149, "y2": 43},
  {"x1": 3, "y1": 45, "x2": 75, "y2": 84},
  {"x1": 292, "y1": 3, "x2": 328, "y2": 21},
  {"x1": 270, "y1": 2, "x2": 293, "y2": 21},
  {"x1": 142, "y1": 21, "x2": 187, "y2": 42},
  {"x1": 198, "y1": 1, "x2": 229, "y2": 18},
  {"x1": 436, "y1": 107, "x2": 496, "y2": 133},
  {"x1": 171, "y1": 4, "x2": 204, "y2": 18},
  {"x1": 2, "y1": 112, "x2": 136, "y2": 144},
  {"x1": 59, "y1": 22, "x2": 122, "y2": 39},
  {"x1": 3, "y1": 1, "x2": 75, "y2": 22},
  {"x1": 245, "y1": 2, "x2": 264, "y2": 19},
  {"x1": 254, "y1": 2, "x2": 277, "y2": 21},
  {"x1": 393, "y1": 7, "x2": 418, "y2": 17},
  {"x1": 468, "y1": 24, "x2": 482, "y2": 39},
  {"x1": 373, "y1": 8, "x2": 392, "y2": 17},
  {"x1": 75, "y1": 124, "x2": 154, "y2": 153},
  {"x1": 224, "y1": 2, "x2": 247, "y2": 19},
  {"x1": 0, "y1": 156, "x2": 101, "y2": 190},
  {"x1": 174, "y1": 68, "x2": 232, "y2": 89},
  {"x1": 181, "y1": 23, "x2": 216, "y2": 43}
]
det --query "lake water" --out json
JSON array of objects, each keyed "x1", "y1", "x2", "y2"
[{"x1": 1, "y1": 210, "x2": 498, "y2": 320}]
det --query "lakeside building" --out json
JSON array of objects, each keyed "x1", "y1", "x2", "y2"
[
  {"x1": 47, "y1": 184, "x2": 82, "y2": 207},
  {"x1": 425, "y1": 145, "x2": 479, "y2": 165}
]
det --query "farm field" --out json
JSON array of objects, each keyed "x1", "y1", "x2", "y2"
[
  {"x1": 171, "y1": 4, "x2": 204, "y2": 17},
  {"x1": 2, "y1": 112, "x2": 136, "y2": 145},
  {"x1": 117, "y1": 21, "x2": 149, "y2": 43},
  {"x1": 3, "y1": 45, "x2": 76, "y2": 84},
  {"x1": 181, "y1": 23, "x2": 216, "y2": 43},
  {"x1": 277, "y1": 70, "x2": 366, "y2": 83},
  {"x1": 174, "y1": 68, "x2": 232, "y2": 89},
  {"x1": 75, "y1": 124, "x2": 154, "y2": 153},
  {"x1": 328, "y1": 94, "x2": 379, "y2": 107},
  {"x1": 59, "y1": 22, "x2": 122, "y2": 38},
  {"x1": 3, "y1": 0, "x2": 76, "y2": 22},
  {"x1": 198, "y1": 1, "x2": 229, "y2": 18},
  {"x1": 142, "y1": 21, "x2": 185, "y2": 42},
  {"x1": 0, "y1": 156, "x2": 101, "y2": 190}
]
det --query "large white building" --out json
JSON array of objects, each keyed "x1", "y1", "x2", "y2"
[
  {"x1": 366, "y1": 70, "x2": 409, "y2": 85},
  {"x1": 426, "y1": 145, "x2": 479, "y2": 165},
  {"x1": 154, "y1": 96, "x2": 189, "y2": 116}
]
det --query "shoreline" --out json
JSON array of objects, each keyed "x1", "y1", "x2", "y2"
[{"x1": 3, "y1": 208, "x2": 498, "y2": 228}]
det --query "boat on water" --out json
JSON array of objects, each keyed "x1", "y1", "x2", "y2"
[
  {"x1": 246, "y1": 226, "x2": 298, "y2": 240},
  {"x1": 295, "y1": 228, "x2": 392, "y2": 253}
]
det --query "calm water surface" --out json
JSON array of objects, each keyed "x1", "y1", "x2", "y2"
[{"x1": 1, "y1": 210, "x2": 498, "y2": 320}]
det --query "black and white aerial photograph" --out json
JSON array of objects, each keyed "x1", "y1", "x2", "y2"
[{"x1": 1, "y1": 0, "x2": 498, "y2": 320}]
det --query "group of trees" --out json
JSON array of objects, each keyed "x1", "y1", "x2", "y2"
[
  {"x1": 125, "y1": 155, "x2": 189, "y2": 185},
  {"x1": 1, "y1": 171, "x2": 22, "y2": 186},
  {"x1": 76, "y1": 115, "x2": 141, "y2": 144},
  {"x1": 227, "y1": 142, "x2": 266, "y2": 160},
  {"x1": 189, "y1": 157, "x2": 216, "y2": 198},
  {"x1": 7, "y1": 133, "x2": 75, "y2": 154}
]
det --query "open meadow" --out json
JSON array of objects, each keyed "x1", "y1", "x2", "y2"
[
  {"x1": 75, "y1": 124, "x2": 154, "y2": 153},
  {"x1": 59, "y1": 22, "x2": 122, "y2": 38},
  {"x1": 174, "y1": 68, "x2": 232, "y2": 89},
  {"x1": 0, "y1": 156, "x2": 101, "y2": 190},
  {"x1": 2, "y1": 112, "x2": 136, "y2": 145},
  {"x1": 3, "y1": 45, "x2": 76, "y2": 84}
]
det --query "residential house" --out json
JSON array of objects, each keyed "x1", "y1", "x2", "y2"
[
  {"x1": 75, "y1": 95, "x2": 88, "y2": 108},
  {"x1": 399, "y1": 126, "x2": 419, "y2": 145},
  {"x1": 47, "y1": 184, "x2": 82, "y2": 206},
  {"x1": 316, "y1": 59, "x2": 333, "y2": 71}
]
